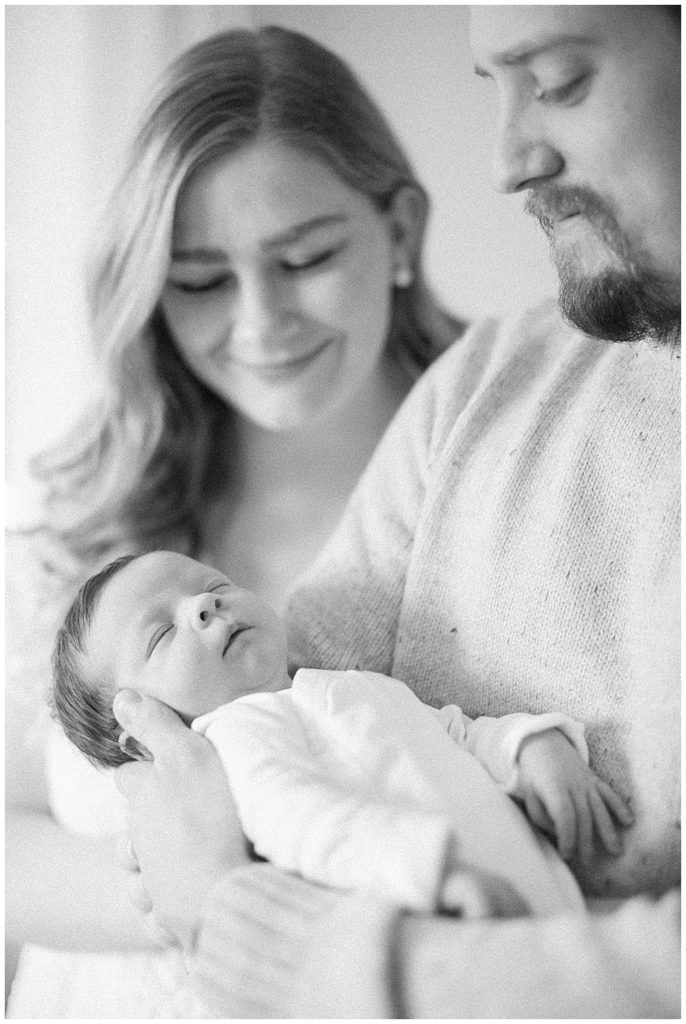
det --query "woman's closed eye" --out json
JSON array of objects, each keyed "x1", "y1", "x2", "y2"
[
  {"x1": 146, "y1": 624, "x2": 174, "y2": 658},
  {"x1": 282, "y1": 245, "x2": 343, "y2": 273},
  {"x1": 168, "y1": 275, "x2": 232, "y2": 295}
]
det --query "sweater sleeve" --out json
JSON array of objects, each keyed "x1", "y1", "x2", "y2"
[
  {"x1": 435, "y1": 704, "x2": 589, "y2": 793},
  {"x1": 191, "y1": 864, "x2": 400, "y2": 1019},
  {"x1": 190, "y1": 865, "x2": 680, "y2": 1019}
]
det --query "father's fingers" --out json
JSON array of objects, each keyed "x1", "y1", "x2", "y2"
[
  {"x1": 113, "y1": 690, "x2": 190, "y2": 764},
  {"x1": 114, "y1": 757, "x2": 151, "y2": 797}
]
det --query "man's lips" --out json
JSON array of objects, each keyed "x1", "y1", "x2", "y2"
[{"x1": 536, "y1": 206, "x2": 582, "y2": 226}]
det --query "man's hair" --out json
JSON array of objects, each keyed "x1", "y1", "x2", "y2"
[{"x1": 51, "y1": 553, "x2": 141, "y2": 769}]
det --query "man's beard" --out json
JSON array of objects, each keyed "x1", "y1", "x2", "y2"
[{"x1": 525, "y1": 185, "x2": 680, "y2": 345}]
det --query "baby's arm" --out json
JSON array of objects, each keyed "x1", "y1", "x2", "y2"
[
  {"x1": 435, "y1": 705, "x2": 632, "y2": 863},
  {"x1": 514, "y1": 729, "x2": 633, "y2": 863}
]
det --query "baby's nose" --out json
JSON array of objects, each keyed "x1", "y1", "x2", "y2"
[{"x1": 193, "y1": 593, "x2": 224, "y2": 627}]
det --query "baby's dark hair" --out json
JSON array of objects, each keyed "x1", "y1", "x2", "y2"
[{"x1": 51, "y1": 552, "x2": 143, "y2": 768}]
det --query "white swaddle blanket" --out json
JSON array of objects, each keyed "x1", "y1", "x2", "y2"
[{"x1": 194, "y1": 669, "x2": 585, "y2": 915}]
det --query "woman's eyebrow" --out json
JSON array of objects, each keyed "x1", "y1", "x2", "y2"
[
  {"x1": 263, "y1": 214, "x2": 348, "y2": 249},
  {"x1": 170, "y1": 246, "x2": 227, "y2": 263},
  {"x1": 170, "y1": 215, "x2": 348, "y2": 263}
]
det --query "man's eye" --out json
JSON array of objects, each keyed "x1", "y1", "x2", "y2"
[
  {"x1": 147, "y1": 624, "x2": 173, "y2": 657},
  {"x1": 535, "y1": 74, "x2": 591, "y2": 106}
]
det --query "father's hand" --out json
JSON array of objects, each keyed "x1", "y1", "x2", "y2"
[{"x1": 113, "y1": 690, "x2": 250, "y2": 950}]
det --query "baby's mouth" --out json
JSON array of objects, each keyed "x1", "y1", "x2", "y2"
[{"x1": 222, "y1": 625, "x2": 251, "y2": 656}]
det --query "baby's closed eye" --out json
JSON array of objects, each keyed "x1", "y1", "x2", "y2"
[{"x1": 146, "y1": 624, "x2": 174, "y2": 658}]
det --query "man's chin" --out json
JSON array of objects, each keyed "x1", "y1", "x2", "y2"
[
  {"x1": 555, "y1": 263, "x2": 681, "y2": 345},
  {"x1": 550, "y1": 222, "x2": 623, "y2": 279}
]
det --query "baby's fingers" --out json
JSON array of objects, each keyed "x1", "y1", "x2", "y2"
[
  {"x1": 588, "y1": 788, "x2": 621, "y2": 855},
  {"x1": 597, "y1": 780, "x2": 633, "y2": 826},
  {"x1": 523, "y1": 793, "x2": 556, "y2": 839},
  {"x1": 544, "y1": 795, "x2": 576, "y2": 861},
  {"x1": 574, "y1": 794, "x2": 594, "y2": 864}
]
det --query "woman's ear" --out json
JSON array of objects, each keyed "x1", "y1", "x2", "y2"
[{"x1": 387, "y1": 185, "x2": 428, "y2": 285}]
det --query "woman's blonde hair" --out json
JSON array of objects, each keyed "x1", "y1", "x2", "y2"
[{"x1": 33, "y1": 25, "x2": 465, "y2": 585}]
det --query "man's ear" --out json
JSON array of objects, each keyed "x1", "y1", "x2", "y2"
[{"x1": 387, "y1": 184, "x2": 428, "y2": 277}]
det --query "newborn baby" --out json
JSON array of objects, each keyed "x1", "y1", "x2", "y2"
[{"x1": 51, "y1": 550, "x2": 632, "y2": 917}]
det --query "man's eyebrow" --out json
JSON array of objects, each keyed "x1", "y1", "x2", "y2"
[
  {"x1": 474, "y1": 34, "x2": 596, "y2": 78},
  {"x1": 171, "y1": 215, "x2": 348, "y2": 262}
]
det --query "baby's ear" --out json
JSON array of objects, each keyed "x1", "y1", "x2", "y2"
[{"x1": 118, "y1": 730, "x2": 153, "y2": 762}]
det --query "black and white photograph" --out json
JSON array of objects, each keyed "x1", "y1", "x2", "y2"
[{"x1": 6, "y1": 4, "x2": 680, "y2": 1018}]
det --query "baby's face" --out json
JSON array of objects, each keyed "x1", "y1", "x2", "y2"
[{"x1": 85, "y1": 551, "x2": 289, "y2": 721}]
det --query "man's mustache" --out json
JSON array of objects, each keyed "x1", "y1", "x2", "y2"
[
  {"x1": 524, "y1": 185, "x2": 627, "y2": 257},
  {"x1": 524, "y1": 184, "x2": 613, "y2": 222}
]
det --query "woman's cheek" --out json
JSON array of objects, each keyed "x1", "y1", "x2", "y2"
[{"x1": 163, "y1": 295, "x2": 225, "y2": 346}]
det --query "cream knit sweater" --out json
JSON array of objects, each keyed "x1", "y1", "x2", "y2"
[
  {"x1": 191, "y1": 304, "x2": 680, "y2": 1018},
  {"x1": 288, "y1": 300, "x2": 680, "y2": 899}
]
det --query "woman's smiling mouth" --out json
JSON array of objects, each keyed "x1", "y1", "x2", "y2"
[{"x1": 229, "y1": 338, "x2": 336, "y2": 379}]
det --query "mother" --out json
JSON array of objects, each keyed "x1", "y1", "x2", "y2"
[{"x1": 5, "y1": 25, "x2": 463, "y2": 1018}]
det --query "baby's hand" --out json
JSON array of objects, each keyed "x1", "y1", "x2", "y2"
[{"x1": 516, "y1": 729, "x2": 633, "y2": 864}]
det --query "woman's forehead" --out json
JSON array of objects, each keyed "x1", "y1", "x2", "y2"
[{"x1": 173, "y1": 140, "x2": 359, "y2": 236}]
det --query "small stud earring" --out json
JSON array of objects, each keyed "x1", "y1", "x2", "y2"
[{"x1": 394, "y1": 266, "x2": 414, "y2": 288}]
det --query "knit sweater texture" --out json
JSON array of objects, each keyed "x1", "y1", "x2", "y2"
[
  {"x1": 288, "y1": 301, "x2": 680, "y2": 898},
  {"x1": 191, "y1": 303, "x2": 679, "y2": 1018}
]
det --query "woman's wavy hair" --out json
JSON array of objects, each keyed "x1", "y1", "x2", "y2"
[{"x1": 32, "y1": 26, "x2": 465, "y2": 586}]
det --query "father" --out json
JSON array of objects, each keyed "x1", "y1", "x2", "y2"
[{"x1": 114, "y1": 6, "x2": 680, "y2": 1017}]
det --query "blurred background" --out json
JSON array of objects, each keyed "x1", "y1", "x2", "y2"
[{"x1": 6, "y1": 4, "x2": 557, "y2": 497}]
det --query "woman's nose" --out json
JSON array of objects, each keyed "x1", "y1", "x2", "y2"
[
  {"x1": 231, "y1": 274, "x2": 296, "y2": 352},
  {"x1": 491, "y1": 103, "x2": 563, "y2": 194}
]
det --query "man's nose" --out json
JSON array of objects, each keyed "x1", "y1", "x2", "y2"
[{"x1": 491, "y1": 103, "x2": 563, "y2": 194}]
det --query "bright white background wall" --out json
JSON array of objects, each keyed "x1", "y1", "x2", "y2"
[{"x1": 6, "y1": 4, "x2": 557, "y2": 492}]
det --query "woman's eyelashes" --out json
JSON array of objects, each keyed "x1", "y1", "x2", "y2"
[
  {"x1": 167, "y1": 244, "x2": 344, "y2": 295},
  {"x1": 282, "y1": 245, "x2": 342, "y2": 271},
  {"x1": 168, "y1": 274, "x2": 233, "y2": 295}
]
